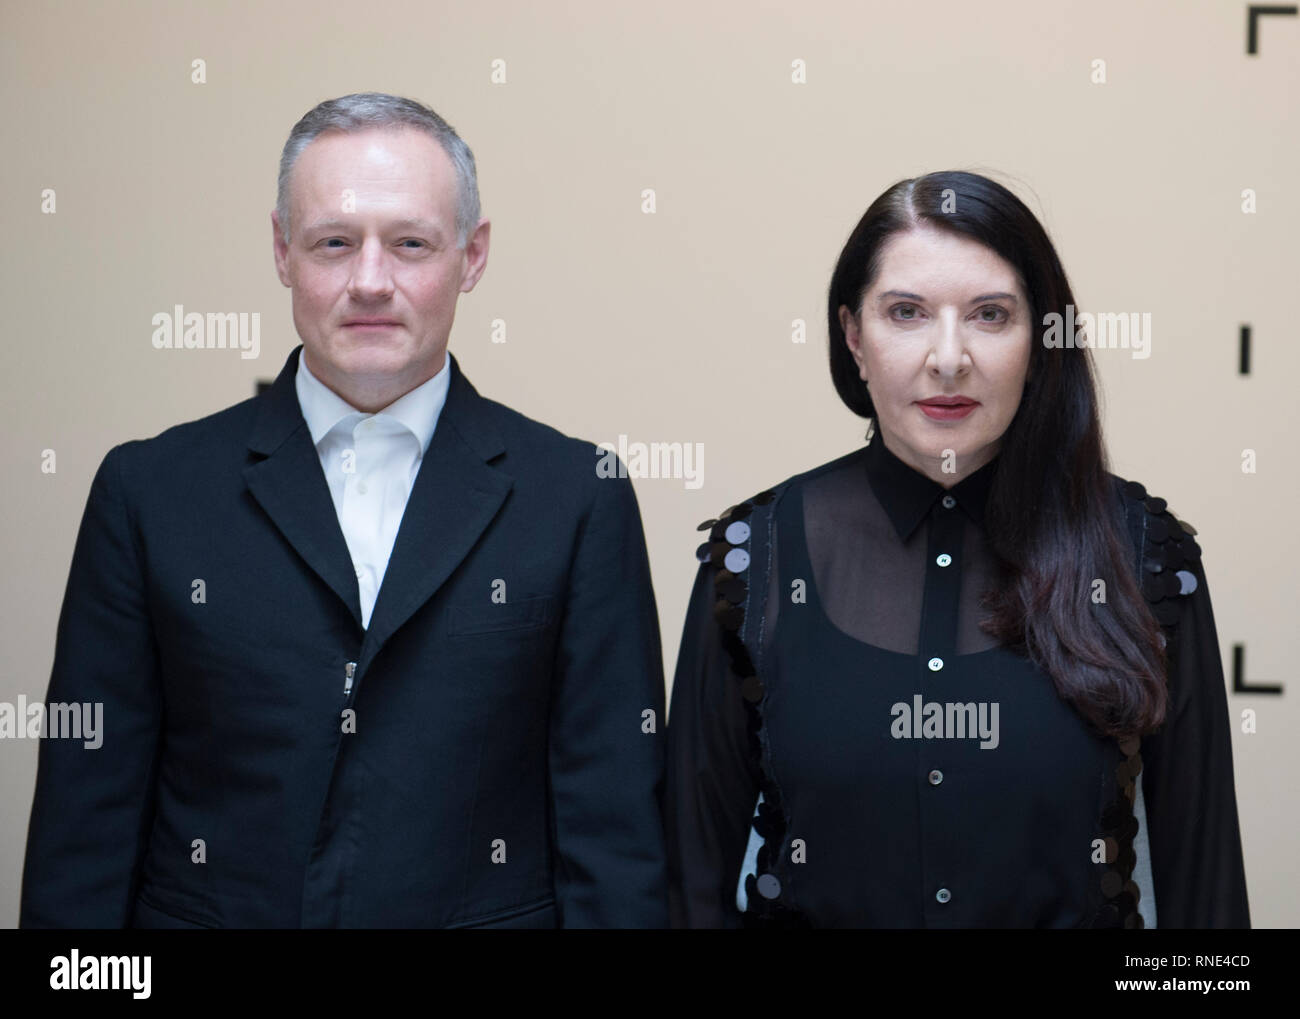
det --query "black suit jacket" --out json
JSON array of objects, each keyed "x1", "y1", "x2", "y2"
[{"x1": 20, "y1": 345, "x2": 668, "y2": 928}]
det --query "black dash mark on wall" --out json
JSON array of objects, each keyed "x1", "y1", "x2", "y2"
[
  {"x1": 1239, "y1": 326, "x2": 1251, "y2": 375},
  {"x1": 256, "y1": 380, "x2": 273, "y2": 396},
  {"x1": 1247, "y1": 5, "x2": 1297, "y2": 54},
  {"x1": 1232, "y1": 643, "x2": 1283, "y2": 694}
]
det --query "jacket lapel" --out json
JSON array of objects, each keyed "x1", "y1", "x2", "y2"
[
  {"x1": 358, "y1": 352, "x2": 512, "y2": 670},
  {"x1": 243, "y1": 346, "x2": 364, "y2": 629},
  {"x1": 242, "y1": 346, "x2": 513, "y2": 663}
]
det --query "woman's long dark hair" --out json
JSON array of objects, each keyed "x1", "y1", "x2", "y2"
[{"x1": 827, "y1": 171, "x2": 1166, "y2": 741}]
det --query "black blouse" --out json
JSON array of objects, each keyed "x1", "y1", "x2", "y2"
[{"x1": 665, "y1": 432, "x2": 1251, "y2": 928}]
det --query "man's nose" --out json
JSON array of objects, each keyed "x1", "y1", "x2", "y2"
[{"x1": 347, "y1": 238, "x2": 395, "y2": 298}]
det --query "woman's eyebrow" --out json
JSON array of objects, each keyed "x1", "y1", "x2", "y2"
[{"x1": 875, "y1": 289, "x2": 1019, "y2": 304}]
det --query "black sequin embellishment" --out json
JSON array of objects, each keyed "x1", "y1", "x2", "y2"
[
  {"x1": 696, "y1": 485, "x2": 808, "y2": 927},
  {"x1": 1089, "y1": 479, "x2": 1206, "y2": 929}
]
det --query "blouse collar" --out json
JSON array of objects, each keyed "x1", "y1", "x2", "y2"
[{"x1": 863, "y1": 426, "x2": 1000, "y2": 541}]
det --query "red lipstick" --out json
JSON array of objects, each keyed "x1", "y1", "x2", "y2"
[{"x1": 916, "y1": 396, "x2": 978, "y2": 421}]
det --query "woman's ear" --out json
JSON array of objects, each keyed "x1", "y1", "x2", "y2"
[
  {"x1": 1024, "y1": 296, "x2": 1036, "y2": 381},
  {"x1": 840, "y1": 304, "x2": 868, "y2": 380}
]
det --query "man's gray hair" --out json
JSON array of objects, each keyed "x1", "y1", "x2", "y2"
[{"x1": 276, "y1": 92, "x2": 480, "y2": 249}]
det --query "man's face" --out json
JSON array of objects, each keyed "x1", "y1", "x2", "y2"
[{"x1": 272, "y1": 126, "x2": 489, "y2": 411}]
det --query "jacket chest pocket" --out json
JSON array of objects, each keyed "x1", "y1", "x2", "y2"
[{"x1": 448, "y1": 594, "x2": 557, "y2": 637}]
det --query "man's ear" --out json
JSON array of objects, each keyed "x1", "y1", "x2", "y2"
[
  {"x1": 459, "y1": 218, "x2": 491, "y2": 293},
  {"x1": 271, "y1": 210, "x2": 292, "y2": 288}
]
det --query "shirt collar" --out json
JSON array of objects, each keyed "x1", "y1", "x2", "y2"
[
  {"x1": 294, "y1": 348, "x2": 450, "y2": 456},
  {"x1": 863, "y1": 427, "x2": 999, "y2": 541}
]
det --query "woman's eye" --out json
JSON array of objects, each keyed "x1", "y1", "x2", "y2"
[
  {"x1": 891, "y1": 304, "x2": 921, "y2": 320},
  {"x1": 976, "y1": 306, "x2": 1008, "y2": 323}
]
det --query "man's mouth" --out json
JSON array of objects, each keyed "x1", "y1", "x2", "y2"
[{"x1": 342, "y1": 318, "x2": 402, "y2": 328}]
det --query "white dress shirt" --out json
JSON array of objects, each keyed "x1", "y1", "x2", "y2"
[{"x1": 295, "y1": 350, "x2": 451, "y2": 629}]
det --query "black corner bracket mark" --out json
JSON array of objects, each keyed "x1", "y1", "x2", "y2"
[
  {"x1": 1232, "y1": 643, "x2": 1283, "y2": 694},
  {"x1": 1247, "y1": 5, "x2": 1297, "y2": 54}
]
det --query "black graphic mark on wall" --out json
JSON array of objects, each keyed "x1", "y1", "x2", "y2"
[
  {"x1": 1239, "y1": 326, "x2": 1251, "y2": 375},
  {"x1": 1247, "y1": 5, "x2": 1297, "y2": 54},
  {"x1": 1232, "y1": 643, "x2": 1283, "y2": 695},
  {"x1": 257, "y1": 380, "x2": 273, "y2": 396}
]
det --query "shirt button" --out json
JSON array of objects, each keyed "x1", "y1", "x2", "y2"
[
  {"x1": 935, "y1": 553, "x2": 952, "y2": 567},
  {"x1": 357, "y1": 481, "x2": 368, "y2": 495},
  {"x1": 941, "y1": 495, "x2": 956, "y2": 509},
  {"x1": 936, "y1": 888, "x2": 952, "y2": 904},
  {"x1": 355, "y1": 565, "x2": 364, "y2": 579},
  {"x1": 928, "y1": 769, "x2": 943, "y2": 785},
  {"x1": 361, "y1": 418, "x2": 375, "y2": 430},
  {"x1": 928, "y1": 657, "x2": 944, "y2": 671}
]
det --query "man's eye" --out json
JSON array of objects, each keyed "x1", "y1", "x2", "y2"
[
  {"x1": 321, "y1": 238, "x2": 347, "y2": 248},
  {"x1": 401, "y1": 239, "x2": 426, "y2": 249}
]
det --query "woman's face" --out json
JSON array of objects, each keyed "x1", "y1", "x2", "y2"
[{"x1": 840, "y1": 225, "x2": 1033, "y2": 486}]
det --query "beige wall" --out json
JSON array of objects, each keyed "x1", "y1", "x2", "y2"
[{"x1": 3, "y1": 0, "x2": 1296, "y2": 927}]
